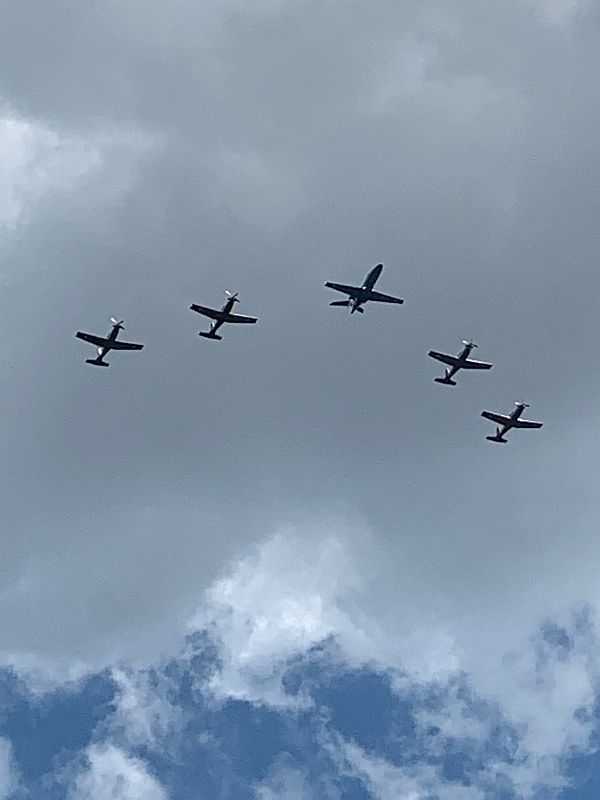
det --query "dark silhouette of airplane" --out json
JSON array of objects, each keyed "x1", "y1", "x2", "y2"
[
  {"x1": 324, "y1": 263, "x2": 403, "y2": 314},
  {"x1": 481, "y1": 402, "x2": 543, "y2": 443},
  {"x1": 75, "y1": 318, "x2": 144, "y2": 367},
  {"x1": 429, "y1": 340, "x2": 492, "y2": 385},
  {"x1": 190, "y1": 291, "x2": 258, "y2": 340}
]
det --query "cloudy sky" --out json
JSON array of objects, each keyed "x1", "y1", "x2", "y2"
[{"x1": 1, "y1": 0, "x2": 600, "y2": 797}]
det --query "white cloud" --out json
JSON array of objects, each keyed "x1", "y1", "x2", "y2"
[
  {"x1": 254, "y1": 758, "x2": 314, "y2": 800},
  {"x1": 67, "y1": 744, "x2": 168, "y2": 800},
  {"x1": 192, "y1": 523, "x2": 376, "y2": 706},
  {"x1": 0, "y1": 110, "x2": 151, "y2": 231},
  {"x1": 0, "y1": 739, "x2": 19, "y2": 800},
  {"x1": 329, "y1": 735, "x2": 483, "y2": 800},
  {"x1": 108, "y1": 667, "x2": 184, "y2": 750},
  {"x1": 187, "y1": 521, "x2": 600, "y2": 796}
]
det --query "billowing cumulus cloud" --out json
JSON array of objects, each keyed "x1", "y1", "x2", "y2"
[{"x1": 66, "y1": 744, "x2": 168, "y2": 800}]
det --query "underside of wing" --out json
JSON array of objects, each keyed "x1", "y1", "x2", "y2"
[
  {"x1": 324, "y1": 282, "x2": 360, "y2": 297},
  {"x1": 190, "y1": 304, "x2": 223, "y2": 320},
  {"x1": 76, "y1": 331, "x2": 109, "y2": 347},
  {"x1": 481, "y1": 411, "x2": 511, "y2": 425},
  {"x1": 222, "y1": 313, "x2": 258, "y2": 324},
  {"x1": 367, "y1": 290, "x2": 404, "y2": 304},
  {"x1": 513, "y1": 419, "x2": 543, "y2": 429},
  {"x1": 461, "y1": 359, "x2": 493, "y2": 370},
  {"x1": 428, "y1": 351, "x2": 459, "y2": 367},
  {"x1": 108, "y1": 340, "x2": 144, "y2": 350}
]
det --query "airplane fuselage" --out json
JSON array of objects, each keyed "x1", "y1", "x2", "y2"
[
  {"x1": 443, "y1": 344, "x2": 475, "y2": 380},
  {"x1": 209, "y1": 297, "x2": 237, "y2": 334},
  {"x1": 98, "y1": 323, "x2": 122, "y2": 359},
  {"x1": 351, "y1": 264, "x2": 383, "y2": 313},
  {"x1": 497, "y1": 405, "x2": 526, "y2": 436}
]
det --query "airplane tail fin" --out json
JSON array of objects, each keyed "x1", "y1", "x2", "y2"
[
  {"x1": 199, "y1": 331, "x2": 222, "y2": 341},
  {"x1": 352, "y1": 306, "x2": 364, "y2": 314},
  {"x1": 486, "y1": 427, "x2": 507, "y2": 443},
  {"x1": 434, "y1": 370, "x2": 456, "y2": 386}
]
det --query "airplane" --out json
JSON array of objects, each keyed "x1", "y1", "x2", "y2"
[
  {"x1": 190, "y1": 291, "x2": 258, "y2": 340},
  {"x1": 428, "y1": 340, "x2": 493, "y2": 385},
  {"x1": 324, "y1": 263, "x2": 403, "y2": 314},
  {"x1": 75, "y1": 318, "x2": 144, "y2": 367},
  {"x1": 481, "y1": 402, "x2": 543, "y2": 443}
]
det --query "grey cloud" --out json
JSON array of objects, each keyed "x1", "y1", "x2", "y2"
[{"x1": 0, "y1": 0, "x2": 599, "y2": 680}]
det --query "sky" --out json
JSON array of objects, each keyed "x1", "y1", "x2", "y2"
[{"x1": 1, "y1": 0, "x2": 600, "y2": 797}]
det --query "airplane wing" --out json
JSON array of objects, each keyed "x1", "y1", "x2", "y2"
[
  {"x1": 222, "y1": 313, "x2": 257, "y2": 324},
  {"x1": 324, "y1": 282, "x2": 360, "y2": 297},
  {"x1": 106, "y1": 340, "x2": 144, "y2": 350},
  {"x1": 481, "y1": 411, "x2": 511, "y2": 425},
  {"x1": 76, "y1": 332, "x2": 109, "y2": 347},
  {"x1": 461, "y1": 359, "x2": 493, "y2": 370},
  {"x1": 366, "y1": 290, "x2": 404, "y2": 304},
  {"x1": 513, "y1": 419, "x2": 543, "y2": 429},
  {"x1": 190, "y1": 304, "x2": 224, "y2": 321},
  {"x1": 428, "y1": 351, "x2": 459, "y2": 367}
]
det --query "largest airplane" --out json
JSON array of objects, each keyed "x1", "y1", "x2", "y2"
[{"x1": 324, "y1": 263, "x2": 403, "y2": 314}]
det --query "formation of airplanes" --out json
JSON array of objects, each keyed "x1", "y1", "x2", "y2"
[{"x1": 75, "y1": 263, "x2": 543, "y2": 444}]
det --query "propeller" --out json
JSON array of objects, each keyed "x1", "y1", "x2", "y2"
[
  {"x1": 462, "y1": 339, "x2": 478, "y2": 348},
  {"x1": 516, "y1": 400, "x2": 530, "y2": 407},
  {"x1": 110, "y1": 317, "x2": 124, "y2": 329},
  {"x1": 224, "y1": 290, "x2": 239, "y2": 303}
]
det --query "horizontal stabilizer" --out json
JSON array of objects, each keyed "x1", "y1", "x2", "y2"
[
  {"x1": 434, "y1": 376, "x2": 456, "y2": 386},
  {"x1": 199, "y1": 331, "x2": 222, "y2": 340},
  {"x1": 486, "y1": 434, "x2": 507, "y2": 443},
  {"x1": 86, "y1": 358, "x2": 109, "y2": 367}
]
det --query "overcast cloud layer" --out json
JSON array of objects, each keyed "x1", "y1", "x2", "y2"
[{"x1": 1, "y1": 0, "x2": 600, "y2": 797}]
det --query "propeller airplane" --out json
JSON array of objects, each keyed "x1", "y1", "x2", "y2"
[
  {"x1": 75, "y1": 318, "x2": 144, "y2": 367},
  {"x1": 190, "y1": 291, "x2": 258, "y2": 340},
  {"x1": 428, "y1": 340, "x2": 493, "y2": 385},
  {"x1": 481, "y1": 402, "x2": 543, "y2": 443}
]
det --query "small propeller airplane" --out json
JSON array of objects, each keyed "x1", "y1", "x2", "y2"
[
  {"x1": 428, "y1": 340, "x2": 493, "y2": 385},
  {"x1": 324, "y1": 263, "x2": 403, "y2": 314},
  {"x1": 481, "y1": 402, "x2": 543, "y2": 443},
  {"x1": 190, "y1": 291, "x2": 258, "y2": 340},
  {"x1": 75, "y1": 318, "x2": 144, "y2": 367}
]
